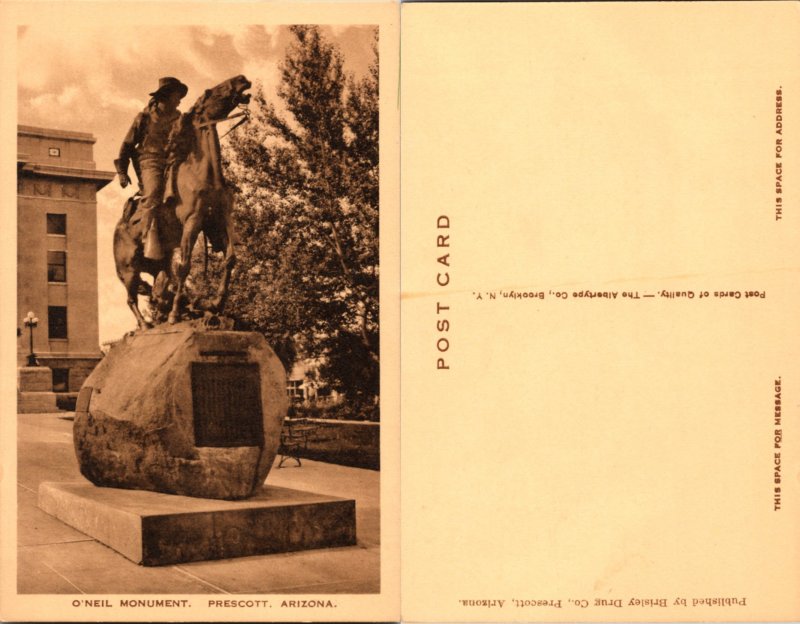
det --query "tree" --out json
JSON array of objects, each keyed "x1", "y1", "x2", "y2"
[{"x1": 220, "y1": 25, "x2": 380, "y2": 416}]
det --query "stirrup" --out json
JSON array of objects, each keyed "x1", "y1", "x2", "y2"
[{"x1": 143, "y1": 223, "x2": 164, "y2": 260}]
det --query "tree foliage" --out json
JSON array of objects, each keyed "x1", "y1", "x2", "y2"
[{"x1": 218, "y1": 25, "x2": 380, "y2": 415}]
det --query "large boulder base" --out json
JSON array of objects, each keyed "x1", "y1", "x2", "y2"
[{"x1": 74, "y1": 322, "x2": 287, "y2": 500}]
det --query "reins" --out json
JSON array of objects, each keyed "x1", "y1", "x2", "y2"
[{"x1": 195, "y1": 106, "x2": 251, "y2": 138}]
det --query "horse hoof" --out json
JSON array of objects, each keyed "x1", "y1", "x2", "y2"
[{"x1": 168, "y1": 313, "x2": 179, "y2": 325}]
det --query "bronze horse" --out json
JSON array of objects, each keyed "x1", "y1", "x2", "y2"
[{"x1": 113, "y1": 75, "x2": 251, "y2": 328}]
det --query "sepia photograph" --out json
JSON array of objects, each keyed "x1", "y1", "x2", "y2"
[{"x1": 3, "y1": 5, "x2": 398, "y2": 616}]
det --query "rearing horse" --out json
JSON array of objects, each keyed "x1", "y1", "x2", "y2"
[
  {"x1": 165, "y1": 74, "x2": 251, "y2": 324},
  {"x1": 113, "y1": 75, "x2": 251, "y2": 329}
]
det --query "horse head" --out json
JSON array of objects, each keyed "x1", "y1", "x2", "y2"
[
  {"x1": 190, "y1": 74, "x2": 252, "y2": 123},
  {"x1": 167, "y1": 75, "x2": 252, "y2": 154}
]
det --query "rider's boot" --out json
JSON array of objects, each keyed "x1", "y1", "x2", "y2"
[{"x1": 143, "y1": 217, "x2": 164, "y2": 261}]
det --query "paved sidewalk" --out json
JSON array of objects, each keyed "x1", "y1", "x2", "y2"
[{"x1": 17, "y1": 413, "x2": 380, "y2": 594}]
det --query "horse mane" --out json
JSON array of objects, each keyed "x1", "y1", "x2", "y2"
[
  {"x1": 165, "y1": 112, "x2": 195, "y2": 165},
  {"x1": 165, "y1": 86, "x2": 217, "y2": 162},
  {"x1": 189, "y1": 87, "x2": 216, "y2": 117}
]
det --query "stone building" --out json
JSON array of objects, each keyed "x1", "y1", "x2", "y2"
[{"x1": 17, "y1": 125, "x2": 115, "y2": 394}]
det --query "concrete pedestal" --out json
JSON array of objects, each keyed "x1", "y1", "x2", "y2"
[
  {"x1": 18, "y1": 366, "x2": 56, "y2": 413},
  {"x1": 18, "y1": 366, "x2": 53, "y2": 391},
  {"x1": 18, "y1": 391, "x2": 58, "y2": 413},
  {"x1": 38, "y1": 481, "x2": 356, "y2": 566}
]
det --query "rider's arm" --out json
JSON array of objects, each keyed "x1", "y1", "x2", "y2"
[{"x1": 115, "y1": 112, "x2": 146, "y2": 180}]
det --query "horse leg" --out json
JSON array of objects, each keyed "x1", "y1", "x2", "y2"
[
  {"x1": 114, "y1": 222, "x2": 151, "y2": 330},
  {"x1": 211, "y1": 193, "x2": 237, "y2": 313},
  {"x1": 125, "y1": 272, "x2": 152, "y2": 330},
  {"x1": 148, "y1": 268, "x2": 171, "y2": 324},
  {"x1": 168, "y1": 212, "x2": 203, "y2": 324}
]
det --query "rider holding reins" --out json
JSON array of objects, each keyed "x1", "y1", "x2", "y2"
[{"x1": 115, "y1": 77, "x2": 188, "y2": 261}]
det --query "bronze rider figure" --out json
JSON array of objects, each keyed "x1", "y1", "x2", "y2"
[{"x1": 115, "y1": 76, "x2": 188, "y2": 260}]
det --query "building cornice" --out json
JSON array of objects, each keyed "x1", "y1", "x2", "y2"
[
  {"x1": 17, "y1": 195, "x2": 97, "y2": 205},
  {"x1": 36, "y1": 353, "x2": 104, "y2": 360},
  {"x1": 18, "y1": 125, "x2": 96, "y2": 143},
  {"x1": 18, "y1": 162, "x2": 116, "y2": 190}
]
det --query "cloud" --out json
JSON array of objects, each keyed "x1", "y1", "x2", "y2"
[
  {"x1": 328, "y1": 25, "x2": 350, "y2": 38},
  {"x1": 20, "y1": 25, "x2": 245, "y2": 116},
  {"x1": 201, "y1": 25, "x2": 282, "y2": 59},
  {"x1": 29, "y1": 85, "x2": 80, "y2": 109}
]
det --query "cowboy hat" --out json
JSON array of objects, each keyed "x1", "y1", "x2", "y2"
[{"x1": 149, "y1": 77, "x2": 188, "y2": 98}]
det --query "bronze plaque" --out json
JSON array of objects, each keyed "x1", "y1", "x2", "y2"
[{"x1": 191, "y1": 363, "x2": 263, "y2": 447}]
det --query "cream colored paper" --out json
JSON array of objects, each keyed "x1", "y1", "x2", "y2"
[
  {"x1": 401, "y1": 2, "x2": 799, "y2": 621},
  {"x1": 0, "y1": 2, "x2": 399, "y2": 622}
]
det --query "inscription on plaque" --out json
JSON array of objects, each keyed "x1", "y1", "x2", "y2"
[{"x1": 191, "y1": 362, "x2": 263, "y2": 447}]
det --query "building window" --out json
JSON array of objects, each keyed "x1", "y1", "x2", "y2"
[
  {"x1": 48, "y1": 306, "x2": 68, "y2": 340},
  {"x1": 46, "y1": 213, "x2": 66, "y2": 235},
  {"x1": 52, "y1": 368, "x2": 69, "y2": 392},
  {"x1": 287, "y1": 379, "x2": 304, "y2": 401},
  {"x1": 47, "y1": 251, "x2": 66, "y2": 282}
]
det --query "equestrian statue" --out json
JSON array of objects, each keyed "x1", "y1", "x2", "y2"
[{"x1": 113, "y1": 75, "x2": 251, "y2": 328}]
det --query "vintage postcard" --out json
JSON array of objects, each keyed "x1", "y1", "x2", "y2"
[
  {"x1": 3, "y1": 0, "x2": 799, "y2": 623},
  {"x1": 400, "y1": 1, "x2": 799, "y2": 621},
  {"x1": 0, "y1": 1, "x2": 399, "y2": 622}
]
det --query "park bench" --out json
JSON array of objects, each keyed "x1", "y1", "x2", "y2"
[{"x1": 277, "y1": 418, "x2": 319, "y2": 467}]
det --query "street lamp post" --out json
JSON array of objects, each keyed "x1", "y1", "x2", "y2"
[{"x1": 23, "y1": 311, "x2": 39, "y2": 367}]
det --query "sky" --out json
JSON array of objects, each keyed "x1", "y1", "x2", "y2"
[{"x1": 18, "y1": 23, "x2": 376, "y2": 345}]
